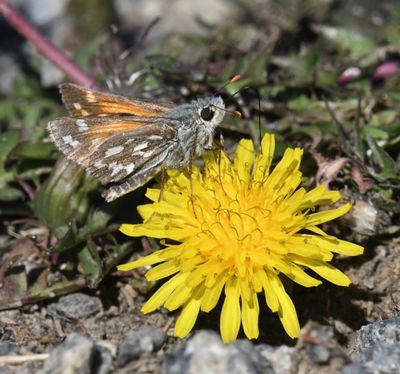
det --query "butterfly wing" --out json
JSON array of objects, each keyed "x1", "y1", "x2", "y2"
[
  {"x1": 59, "y1": 83, "x2": 174, "y2": 118},
  {"x1": 47, "y1": 116, "x2": 178, "y2": 185}
]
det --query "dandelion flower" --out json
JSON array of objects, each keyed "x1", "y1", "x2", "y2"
[{"x1": 118, "y1": 133, "x2": 363, "y2": 343}]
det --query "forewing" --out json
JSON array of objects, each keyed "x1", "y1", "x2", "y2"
[
  {"x1": 47, "y1": 116, "x2": 177, "y2": 184},
  {"x1": 60, "y1": 83, "x2": 174, "y2": 117}
]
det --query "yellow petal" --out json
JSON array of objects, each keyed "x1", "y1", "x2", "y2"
[
  {"x1": 253, "y1": 133, "x2": 275, "y2": 182},
  {"x1": 270, "y1": 275, "x2": 300, "y2": 338},
  {"x1": 201, "y1": 278, "x2": 225, "y2": 312},
  {"x1": 242, "y1": 292, "x2": 259, "y2": 339},
  {"x1": 305, "y1": 203, "x2": 352, "y2": 226},
  {"x1": 255, "y1": 269, "x2": 279, "y2": 312},
  {"x1": 174, "y1": 298, "x2": 201, "y2": 338},
  {"x1": 298, "y1": 186, "x2": 341, "y2": 209},
  {"x1": 312, "y1": 264, "x2": 351, "y2": 286},
  {"x1": 301, "y1": 235, "x2": 364, "y2": 256},
  {"x1": 141, "y1": 273, "x2": 188, "y2": 313},
  {"x1": 280, "y1": 261, "x2": 322, "y2": 287},
  {"x1": 293, "y1": 257, "x2": 352, "y2": 286},
  {"x1": 117, "y1": 250, "x2": 167, "y2": 271},
  {"x1": 234, "y1": 139, "x2": 254, "y2": 182},
  {"x1": 164, "y1": 281, "x2": 192, "y2": 311},
  {"x1": 119, "y1": 223, "x2": 170, "y2": 239},
  {"x1": 220, "y1": 278, "x2": 241, "y2": 343},
  {"x1": 146, "y1": 260, "x2": 180, "y2": 281}
]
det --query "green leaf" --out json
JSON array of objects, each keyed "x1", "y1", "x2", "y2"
[
  {"x1": 370, "y1": 110, "x2": 397, "y2": 128},
  {"x1": 0, "y1": 131, "x2": 19, "y2": 169},
  {"x1": 367, "y1": 136, "x2": 398, "y2": 179},
  {"x1": 77, "y1": 238, "x2": 103, "y2": 288},
  {"x1": 0, "y1": 187, "x2": 24, "y2": 202},
  {"x1": 288, "y1": 95, "x2": 311, "y2": 110},
  {"x1": 10, "y1": 142, "x2": 55, "y2": 159},
  {"x1": 33, "y1": 158, "x2": 99, "y2": 229},
  {"x1": 362, "y1": 126, "x2": 389, "y2": 140},
  {"x1": 312, "y1": 24, "x2": 375, "y2": 57}
]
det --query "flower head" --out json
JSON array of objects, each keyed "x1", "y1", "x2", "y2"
[{"x1": 118, "y1": 134, "x2": 363, "y2": 343}]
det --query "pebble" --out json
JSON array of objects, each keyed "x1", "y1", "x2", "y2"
[
  {"x1": 347, "y1": 317, "x2": 400, "y2": 374},
  {"x1": 340, "y1": 362, "x2": 368, "y2": 374},
  {"x1": 350, "y1": 317, "x2": 400, "y2": 350},
  {"x1": 117, "y1": 325, "x2": 167, "y2": 367},
  {"x1": 47, "y1": 293, "x2": 103, "y2": 320},
  {"x1": 306, "y1": 344, "x2": 331, "y2": 364},
  {"x1": 354, "y1": 344, "x2": 400, "y2": 373},
  {"x1": 164, "y1": 330, "x2": 274, "y2": 374},
  {"x1": 0, "y1": 341, "x2": 18, "y2": 355},
  {"x1": 113, "y1": 0, "x2": 235, "y2": 37},
  {"x1": 38, "y1": 332, "x2": 112, "y2": 374},
  {"x1": 258, "y1": 345, "x2": 296, "y2": 374}
]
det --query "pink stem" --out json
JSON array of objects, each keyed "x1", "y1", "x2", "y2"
[{"x1": 0, "y1": 0, "x2": 97, "y2": 88}]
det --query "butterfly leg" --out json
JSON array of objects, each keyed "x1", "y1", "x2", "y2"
[
  {"x1": 202, "y1": 133, "x2": 227, "y2": 184},
  {"x1": 188, "y1": 143, "x2": 198, "y2": 218},
  {"x1": 144, "y1": 168, "x2": 165, "y2": 223}
]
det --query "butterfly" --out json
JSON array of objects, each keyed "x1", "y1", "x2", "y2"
[{"x1": 47, "y1": 83, "x2": 227, "y2": 202}]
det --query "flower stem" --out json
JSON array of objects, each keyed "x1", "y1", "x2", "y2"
[{"x1": 0, "y1": 0, "x2": 97, "y2": 88}]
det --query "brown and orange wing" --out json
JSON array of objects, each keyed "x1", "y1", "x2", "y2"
[
  {"x1": 60, "y1": 83, "x2": 174, "y2": 118},
  {"x1": 47, "y1": 116, "x2": 178, "y2": 184}
]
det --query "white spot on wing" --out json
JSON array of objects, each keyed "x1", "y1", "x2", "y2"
[
  {"x1": 86, "y1": 93, "x2": 97, "y2": 103},
  {"x1": 62, "y1": 135, "x2": 80, "y2": 148},
  {"x1": 105, "y1": 146, "x2": 124, "y2": 157},
  {"x1": 132, "y1": 150, "x2": 144, "y2": 156},
  {"x1": 73, "y1": 103, "x2": 82, "y2": 110},
  {"x1": 143, "y1": 149, "x2": 154, "y2": 158},
  {"x1": 133, "y1": 143, "x2": 148, "y2": 152},
  {"x1": 126, "y1": 163, "x2": 135, "y2": 174},
  {"x1": 76, "y1": 119, "x2": 89, "y2": 132},
  {"x1": 148, "y1": 135, "x2": 163, "y2": 141},
  {"x1": 109, "y1": 161, "x2": 124, "y2": 177},
  {"x1": 94, "y1": 160, "x2": 106, "y2": 169}
]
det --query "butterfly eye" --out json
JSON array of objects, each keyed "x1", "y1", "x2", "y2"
[{"x1": 200, "y1": 107, "x2": 214, "y2": 121}]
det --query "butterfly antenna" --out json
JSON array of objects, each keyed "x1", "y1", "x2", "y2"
[
  {"x1": 211, "y1": 75, "x2": 243, "y2": 118},
  {"x1": 214, "y1": 74, "x2": 241, "y2": 96},
  {"x1": 255, "y1": 89, "x2": 262, "y2": 148},
  {"x1": 212, "y1": 104, "x2": 242, "y2": 118}
]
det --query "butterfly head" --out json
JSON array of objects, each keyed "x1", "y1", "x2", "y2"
[
  {"x1": 171, "y1": 96, "x2": 225, "y2": 129},
  {"x1": 197, "y1": 96, "x2": 225, "y2": 128}
]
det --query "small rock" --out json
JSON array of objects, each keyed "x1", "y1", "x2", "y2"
[
  {"x1": 0, "y1": 341, "x2": 18, "y2": 355},
  {"x1": 258, "y1": 345, "x2": 296, "y2": 374},
  {"x1": 306, "y1": 344, "x2": 330, "y2": 364},
  {"x1": 117, "y1": 325, "x2": 167, "y2": 367},
  {"x1": 347, "y1": 318, "x2": 400, "y2": 373},
  {"x1": 350, "y1": 317, "x2": 400, "y2": 350},
  {"x1": 0, "y1": 368, "x2": 13, "y2": 374},
  {"x1": 47, "y1": 293, "x2": 102, "y2": 320},
  {"x1": 39, "y1": 333, "x2": 94, "y2": 374},
  {"x1": 164, "y1": 330, "x2": 274, "y2": 374},
  {"x1": 39, "y1": 332, "x2": 112, "y2": 374},
  {"x1": 95, "y1": 346, "x2": 113, "y2": 374},
  {"x1": 354, "y1": 344, "x2": 400, "y2": 373},
  {"x1": 340, "y1": 362, "x2": 369, "y2": 374},
  {"x1": 113, "y1": 0, "x2": 236, "y2": 37},
  {"x1": 9, "y1": 0, "x2": 68, "y2": 25}
]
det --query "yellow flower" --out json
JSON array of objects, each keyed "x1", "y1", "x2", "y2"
[{"x1": 118, "y1": 134, "x2": 363, "y2": 343}]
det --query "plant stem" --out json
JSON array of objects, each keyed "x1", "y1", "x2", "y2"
[{"x1": 0, "y1": 0, "x2": 97, "y2": 88}]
